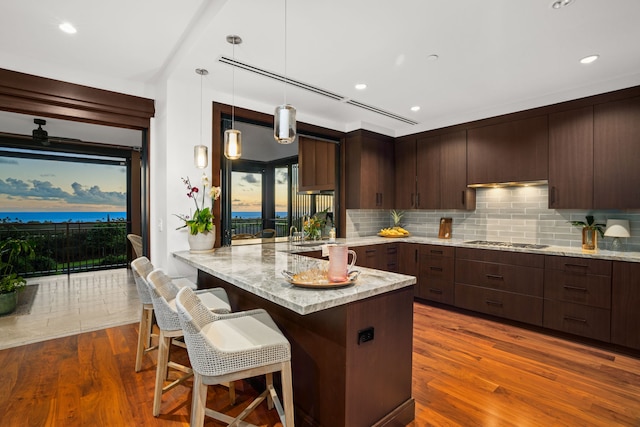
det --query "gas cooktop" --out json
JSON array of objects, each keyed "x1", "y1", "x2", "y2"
[{"x1": 464, "y1": 240, "x2": 549, "y2": 249}]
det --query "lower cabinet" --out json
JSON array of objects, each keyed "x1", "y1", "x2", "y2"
[
  {"x1": 454, "y1": 247, "x2": 545, "y2": 326},
  {"x1": 416, "y1": 245, "x2": 455, "y2": 304},
  {"x1": 543, "y1": 256, "x2": 612, "y2": 342},
  {"x1": 611, "y1": 261, "x2": 640, "y2": 350},
  {"x1": 352, "y1": 243, "x2": 398, "y2": 271}
]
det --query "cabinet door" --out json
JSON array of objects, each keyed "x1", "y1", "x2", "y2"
[
  {"x1": 416, "y1": 135, "x2": 440, "y2": 209},
  {"x1": 398, "y1": 243, "x2": 419, "y2": 277},
  {"x1": 353, "y1": 245, "x2": 379, "y2": 269},
  {"x1": 594, "y1": 97, "x2": 640, "y2": 209},
  {"x1": 467, "y1": 115, "x2": 549, "y2": 184},
  {"x1": 298, "y1": 136, "x2": 336, "y2": 192},
  {"x1": 548, "y1": 106, "x2": 594, "y2": 209},
  {"x1": 611, "y1": 261, "x2": 640, "y2": 350},
  {"x1": 377, "y1": 138, "x2": 396, "y2": 209},
  {"x1": 440, "y1": 130, "x2": 475, "y2": 210},
  {"x1": 345, "y1": 130, "x2": 394, "y2": 209},
  {"x1": 395, "y1": 137, "x2": 416, "y2": 209}
]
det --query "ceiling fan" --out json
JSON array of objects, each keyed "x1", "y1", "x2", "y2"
[{"x1": 0, "y1": 118, "x2": 82, "y2": 146}]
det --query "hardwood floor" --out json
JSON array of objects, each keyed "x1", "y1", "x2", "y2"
[{"x1": 1, "y1": 302, "x2": 639, "y2": 426}]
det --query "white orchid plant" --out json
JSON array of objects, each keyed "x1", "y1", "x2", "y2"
[{"x1": 175, "y1": 173, "x2": 221, "y2": 235}]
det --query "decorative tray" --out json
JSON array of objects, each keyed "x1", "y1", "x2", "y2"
[
  {"x1": 282, "y1": 269, "x2": 359, "y2": 289},
  {"x1": 377, "y1": 233, "x2": 410, "y2": 238}
]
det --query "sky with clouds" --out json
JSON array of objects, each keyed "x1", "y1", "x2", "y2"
[
  {"x1": 232, "y1": 169, "x2": 288, "y2": 213},
  {"x1": 0, "y1": 154, "x2": 126, "y2": 212}
]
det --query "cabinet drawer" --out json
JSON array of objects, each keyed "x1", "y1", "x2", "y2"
[
  {"x1": 457, "y1": 247, "x2": 544, "y2": 268},
  {"x1": 455, "y1": 259, "x2": 543, "y2": 297},
  {"x1": 545, "y1": 256, "x2": 611, "y2": 276},
  {"x1": 454, "y1": 284, "x2": 543, "y2": 325},
  {"x1": 420, "y1": 256, "x2": 454, "y2": 282},
  {"x1": 417, "y1": 279, "x2": 454, "y2": 305},
  {"x1": 421, "y1": 245, "x2": 455, "y2": 258},
  {"x1": 544, "y1": 270, "x2": 611, "y2": 309},
  {"x1": 543, "y1": 300, "x2": 611, "y2": 342}
]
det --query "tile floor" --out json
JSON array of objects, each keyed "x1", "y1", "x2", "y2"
[{"x1": 0, "y1": 268, "x2": 140, "y2": 350}]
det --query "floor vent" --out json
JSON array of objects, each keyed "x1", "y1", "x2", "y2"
[{"x1": 219, "y1": 56, "x2": 417, "y2": 125}]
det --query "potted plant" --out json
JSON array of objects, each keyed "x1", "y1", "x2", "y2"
[
  {"x1": 175, "y1": 173, "x2": 221, "y2": 252},
  {"x1": 570, "y1": 215, "x2": 605, "y2": 251},
  {"x1": 0, "y1": 237, "x2": 35, "y2": 315}
]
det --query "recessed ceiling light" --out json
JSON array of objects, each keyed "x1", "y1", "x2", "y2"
[
  {"x1": 551, "y1": 0, "x2": 574, "y2": 9},
  {"x1": 355, "y1": 83, "x2": 367, "y2": 90},
  {"x1": 59, "y1": 22, "x2": 77, "y2": 34},
  {"x1": 410, "y1": 106, "x2": 421, "y2": 112},
  {"x1": 426, "y1": 54, "x2": 439, "y2": 61},
  {"x1": 580, "y1": 54, "x2": 599, "y2": 64}
]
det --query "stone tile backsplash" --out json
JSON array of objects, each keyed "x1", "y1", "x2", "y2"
[{"x1": 346, "y1": 186, "x2": 640, "y2": 252}]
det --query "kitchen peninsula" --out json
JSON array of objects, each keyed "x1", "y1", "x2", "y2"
[{"x1": 173, "y1": 242, "x2": 417, "y2": 427}]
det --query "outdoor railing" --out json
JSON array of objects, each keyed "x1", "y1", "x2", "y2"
[
  {"x1": 0, "y1": 221, "x2": 129, "y2": 278},
  {"x1": 231, "y1": 218, "x2": 290, "y2": 237}
]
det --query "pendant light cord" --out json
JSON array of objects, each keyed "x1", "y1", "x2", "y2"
[
  {"x1": 199, "y1": 72, "x2": 203, "y2": 146},
  {"x1": 284, "y1": 0, "x2": 288, "y2": 105},
  {"x1": 232, "y1": 40, "x2": 236, "y2": 128}
]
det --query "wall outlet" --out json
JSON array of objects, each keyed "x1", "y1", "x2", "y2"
[{"x1": 357, "y1": 327, "x2": 374, "y2": 345}]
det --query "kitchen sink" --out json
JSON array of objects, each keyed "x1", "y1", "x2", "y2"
[{"x1": 293, "y1": 242, "x2": 326, "y2": 247}]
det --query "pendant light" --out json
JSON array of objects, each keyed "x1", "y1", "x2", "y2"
[
  {"x1": 224, "y1": 35, "x2": 242, "y2": 160},
  {"x1": 194, "y1": 68, "x2": 208, "y2": 169},
  {"x1": 274, "y1": 0, "x2": 296, "y2": 144}
]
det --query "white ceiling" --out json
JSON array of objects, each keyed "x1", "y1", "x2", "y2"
[{"x1": 1, "y1": 0, "x2": 640, "y2": 136}]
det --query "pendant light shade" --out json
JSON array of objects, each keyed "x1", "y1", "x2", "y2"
[
  {"x1": 194, "y1": 144, "x2": 208, "y2": 168},
  {"x1": 274, "y1": 104, "x2": 296, "y2": 144},
  {"x1": 194, "y1": 68, "x2": 209, "y2": 169},
  {"x1": 224, "y1": 129, "x2": 242, "y2": 160},
  {"x1": 274, "y1": 0, "x2": 296, "y2": 144},
  {"x1": 225, "y1": 35, "x2": 243, "y2": 160}
]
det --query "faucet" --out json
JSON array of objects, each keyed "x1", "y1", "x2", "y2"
[{"x1": 289, "y1": 226, "x2": 298, "y2": 242}]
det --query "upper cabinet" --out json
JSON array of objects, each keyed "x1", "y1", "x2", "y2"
[
  {"x1": 548, "y1": 106, "x2": 594, "y2": 209},
  {"x1": 298, "y1": 136, "x2": 336, "y2": 192},
  {"x1": 395, "y1": 130, "x2": 474, "y2": 210},
  {"x1": 594, "y1": 97, "x2": 640, "y2": 209},
  {"x1": 467, "y1": 115, "x2": 549, "y2": 185},
  {"x1": 345, "y1": 130, "x2": 394, "y2": 209}
]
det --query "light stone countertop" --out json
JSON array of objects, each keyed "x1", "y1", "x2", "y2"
[
  {"x1": 173, "y1": 235, "x2": 640, "y2": 316},
  {"x1": 285, "y1": 236, "x2": 640, "y2": 263},
  {"x1": 173, "y1": 243, "x2": 417, "y2": 316}
]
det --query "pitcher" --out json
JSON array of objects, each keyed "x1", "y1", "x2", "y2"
[{"x1": 328, "y1": 245, "x2": 357, "y2": 282}]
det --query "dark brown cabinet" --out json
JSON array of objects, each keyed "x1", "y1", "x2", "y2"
[
  {"x1": 352, "y1": 243, "x2": 398, "y2": 271},
  {"x1": 548, "y1": 106, "x2": 594, "y2": 209},
  {"x1": 594, "y1": 96, "x2": 640, "y2": 209},
  {"x1": 416, "y1": 245, "x2": 455, "y2": 304},
  {"x1": 395, "y1": 130, "x2": 474, "y2": 210},
  {"x1": 345, "y1": 130, "x2": 394, "y2": 209},
  {"x1": 467, "y1": 115, "x2": 548, "y2": 185},
  {"x1": 298, "y1": 136, "x2": 336, "y2": 192},
  {"x1": 611, "y1": 261, "x2": 640, "y2": 350},
  {"x1": 398, "y1": 242, "x2": 419, "y2": 278},
  {"x1": 454, "y1": 247, "x2": 544, "y2": 325},
  {"x1": 543, "y1": 256, "x2": 612, "y2": 342}
]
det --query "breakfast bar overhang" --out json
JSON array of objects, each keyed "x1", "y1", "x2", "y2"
[{"x1": 174, "y1": 243, "x2": 416, "y2": 427}]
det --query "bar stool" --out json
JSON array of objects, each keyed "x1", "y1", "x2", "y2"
[
  {"x1": 146, "y1": 268, "x2": 232, "y2": 417},
  {"x1": 175, "y1": 286, "x2": 295, "y2": 427},
  {"x1": 130, "y1": 257, "x2": 157, "y2": 372}
]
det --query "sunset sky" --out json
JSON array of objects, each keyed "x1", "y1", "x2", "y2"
[
  {"x1": 0, "y1": 152, "x2": 126, "y2": 212},
  {"x1": 231, "y1": 168, "x2": 288, "y2": 213}
]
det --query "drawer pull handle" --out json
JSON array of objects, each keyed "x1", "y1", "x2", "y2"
[
  {"x1": 365, "y1": 250, "x2": 376, "y2": 254},
  {"x1": 430, "y1": 250, "x2": 443, "y2": 255},
  {"x1": 485, "y1": 299, "x2": 503, "y2": 307},
  {"x1": 486, "y1": 274, "x2": 504, "y2": 280},
  {"x1": 429, "y1": 288, "x2": 443, "y2": 294},
  {"x1": 563, "y1": 285, "x2": 588, "y2": 292},
  {"x1": 563, "y1": 316, "x2": 587, "y2": 323},
  {"x1": 430, "y1": 266, "x2": 443, "y2": 272},
  {"x1": 564, "y1": 263, "x2": 588, "y2": 270}
]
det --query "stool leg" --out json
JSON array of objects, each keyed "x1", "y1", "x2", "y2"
[
  {"x1": 153, "y1": 331, "x2": 171, "y2": 416},
  {"x1": 282, "y1": 362, "x2": 295, "y2": 427},
  {"x1": 190, "y1": 373, "x2": 207, "y2": 427},
  {"x1": 266, "y1": 373, "x2": 274, "y2": 410},
  {"x1": 135, "y1": 305, "x2": 147, "y2": 372}
]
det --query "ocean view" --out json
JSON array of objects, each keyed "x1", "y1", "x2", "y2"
[{"x1": 0, "y1": 211, "x2": 288, "y2": 223}]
